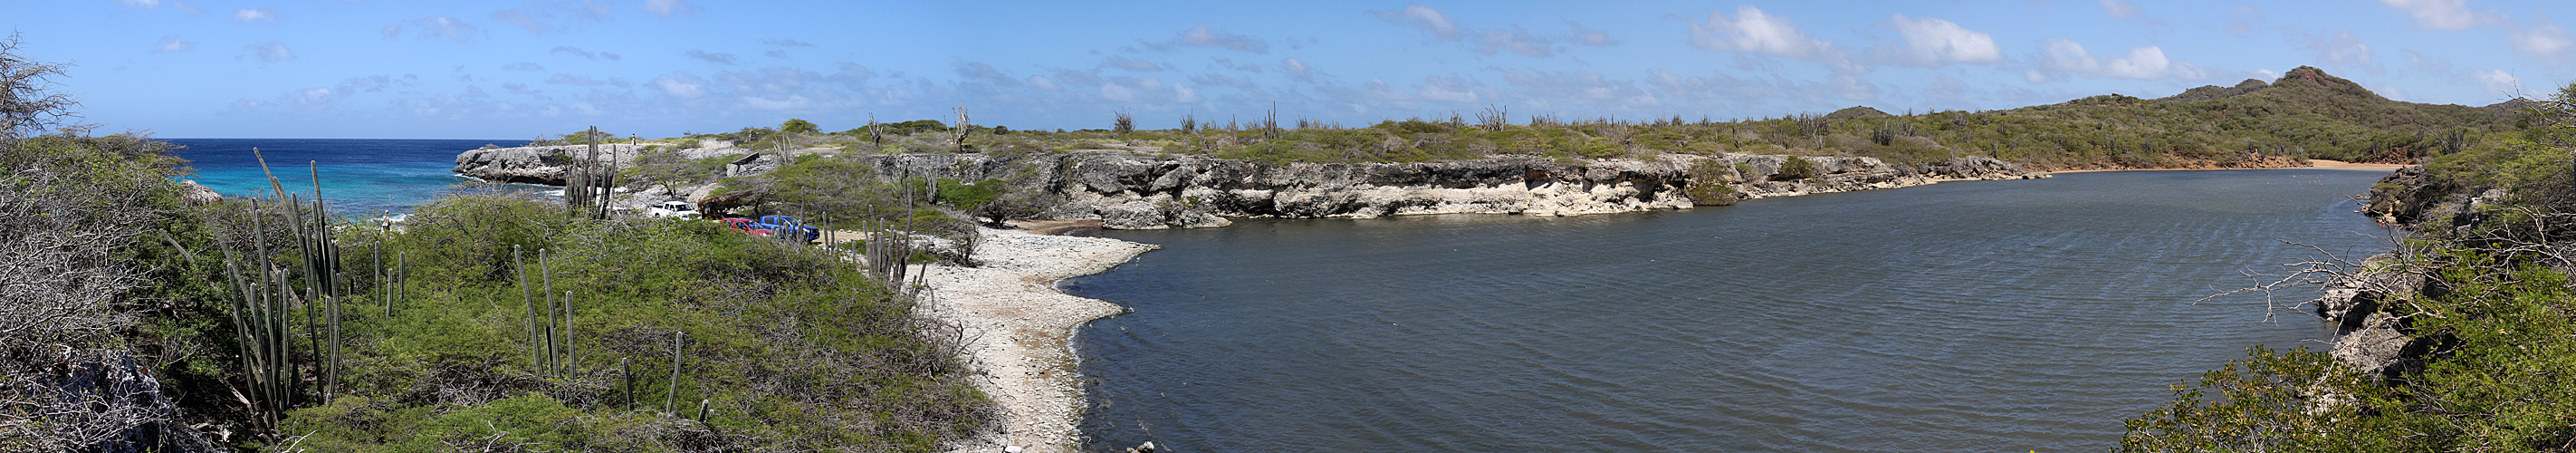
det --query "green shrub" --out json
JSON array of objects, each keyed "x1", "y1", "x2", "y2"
[{"x1": 1773, "y1": 156, "x2": 1820, "y2": 180}]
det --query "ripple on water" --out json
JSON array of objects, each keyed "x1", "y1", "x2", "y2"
[{"x1": 1074, "y1": 169, "x2": 2378, "y2": 452}]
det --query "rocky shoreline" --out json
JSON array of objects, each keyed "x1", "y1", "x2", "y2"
[
  {"x1": 920, "y1": 227, "x2": 1157, "y2": 453},
  {"x1": 454, "y1": 144, "x2": 2040, "y2": 228}
]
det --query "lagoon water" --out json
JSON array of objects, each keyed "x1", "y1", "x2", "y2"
[{"x1": 1069, "y1": 169, "x2": 2394, "y2": 452}]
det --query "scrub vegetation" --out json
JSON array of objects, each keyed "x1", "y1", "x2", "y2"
[
  {"x1": 0, "y1": 40, "x2": 985, "y2": 452},
  {"x1": 661, "y1": 66, "x2": 2521, "y2": 173}
]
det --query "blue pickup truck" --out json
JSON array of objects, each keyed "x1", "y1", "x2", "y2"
[{"x1": 754, "y1": 215, "x2": 822, "y2": 242}]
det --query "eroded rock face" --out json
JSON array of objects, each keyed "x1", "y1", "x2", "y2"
[
  {"x1": 1034, "y1": 152, "x2": 2033, "y2": 229},
  {"x1": 452, "y1": 144, "x2": 646, "y2": 186}
]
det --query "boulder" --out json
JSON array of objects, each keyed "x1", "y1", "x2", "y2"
[{"x1": 177, "y1": 180, "x2": 222, "y2": 206}]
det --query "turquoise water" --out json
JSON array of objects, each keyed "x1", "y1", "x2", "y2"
[
  {"x1": 168, "y1": 138, "x2": 531, "y2": 216},
  {"x1": 1072, "y1": 169, "x2": 2397, "y2": 452}
]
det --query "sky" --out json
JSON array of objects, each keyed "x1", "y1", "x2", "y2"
[{"x1": 6, "y1": 0, "x2": 2574, "y2": 140}]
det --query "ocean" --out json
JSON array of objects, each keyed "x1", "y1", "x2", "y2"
[{"x1": 165, "y1": 138, "x2": 533, "y2": 216}]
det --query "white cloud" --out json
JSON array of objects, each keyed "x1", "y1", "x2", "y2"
[
  {"x1": 1166, "y1": 24, "x2": 1269, "y2": 53},
  {"x1": 652, "y1": 72, "x2": 707, "y2": 98},
  {"x1": 2227, "y1": 4, "x2": 2265, "y2": 37},
  {"x1": 1373, "y1": 5, "x2": 1459, "y2": 39},
  {"x1": 1106, "y1": 56, "x2": 1165, "y2": 72},
  {"x1": 150, "y1": 36, "x2": 194, "y2": 53},
  {"x1": 2475, "y1": 69, "x2": 2522, "y2": 94},
  {"x1": 2378, "y1": 0, "x2": 2480, "y2": 31},
  {"x1": 2309, "y1": 30, "x2": 2375, "y2": 66},
  {"x1": 644, "y1": 0, "x2": 694, "y2": 16},
  {"x1": 550, "y1": 46, "x2": 620, "y2": 61},
  {"x1": 1689, "y1": 5, "x2": 1855, "y2": 72},
  {"x1": 1872, "y1": 14, "x2": 2001, "y2": 67},
  {"x1": 1282, "y1": 57, "x2": 1314, "y2": 82},
  {"x1": 2511, "y1": 22, "x2": 2573, "y2": 57},
  {"x1": 383, "y1": 16, "x2": 482, "y2": 43},
  {"x1": 2099, "y1": 0, "x2": 2139, "y2": 19},
  {"x1": 1473, "y1": 26, "x2": 1552, "y2": 57},
  {"x1": 1028, "y1": 75, "x2": 1059, "y2": 92},
  {"x1": 1567, "y1": 21, "x2": 1618, "y2": 46},
  {"x1": 2036, "y1": 38, "x2": 2204, "y2": 81},
  {"x1": 2251, "y1": 68, "x2": 2282, "y2": 81},
  {"x1": 233, "y1": 8, "x2": 273, "y2": 23},
  {"x1": 685, "y1": 50, "x2": 738, "y2": 65},
  {"x1": 120, "y1": 0, "x2": 158, "y2": 6},
  {"x1": 238, "y1": 41, "x2": 294, "y2": 63}
]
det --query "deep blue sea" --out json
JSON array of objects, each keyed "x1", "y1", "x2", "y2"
[{"x1": 167, "y1": 138, "x2": 532, "y2": 216}]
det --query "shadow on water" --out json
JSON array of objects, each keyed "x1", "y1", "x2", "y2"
[{"x1": 1070, "y1": 169, "x2": 2395, "y2": 452}]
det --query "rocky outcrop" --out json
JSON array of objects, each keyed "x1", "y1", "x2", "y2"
[
  {"x1": 452, "y1": 144, "x2": 647, "y2": 186},
  {"x1": 464, "y1": 143, "x2": 2036, "y2": 229},
  {"x1": 2307, "y1": 253, "x2": 2437, "y2": 381},
  {"x1": 1025, "y1": 152, "x2": 2034, "y2": 229},
  {"x1": 177, "y1": 180, "x2": 221, "y2": 206}
]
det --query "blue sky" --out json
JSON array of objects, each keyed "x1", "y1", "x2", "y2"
[{"x1": 8, "y1": 0, "x2": 2572, "y2": 139}]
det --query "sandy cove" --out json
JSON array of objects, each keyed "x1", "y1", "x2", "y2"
[{"x1": 926, "y1": 226, "x2": 1158, "y2": 453}]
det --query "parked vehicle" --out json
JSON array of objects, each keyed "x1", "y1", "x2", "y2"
[
  {"x1": 755, "y1": 215, "x2": 822, "y2": 242},
  {"x1": 720, "y1": 217, "x2": 775, "y2": 236}
]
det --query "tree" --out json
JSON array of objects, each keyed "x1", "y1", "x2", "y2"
[
  {"x1": 0, "y1": 34, "x2": 76, "y2": 142},
  {"x1": 0, "y1": 35, "x2": 215, "y2": 450},
  {"x1": 780, "y1": 118, "x2": 819, "y2": 134}
]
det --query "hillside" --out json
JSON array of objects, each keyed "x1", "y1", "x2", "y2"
[{"x1": 627, "y1": 66, "x2": 2513, "y2": 174}]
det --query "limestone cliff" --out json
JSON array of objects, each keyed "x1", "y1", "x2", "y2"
[
  {"x1": 458, "y1": 146, "x2": 2035, "y2": 230},
  {"x1": 848, "y1": 152, "x2": 2033, "y2": 229}
]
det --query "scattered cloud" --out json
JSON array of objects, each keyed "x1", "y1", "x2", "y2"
[
  {"x1": 237, "y1": 41, "x2": 294, "y2": 63},
  {"x1": 1106, "y1": 56, "x2": 1167, "y2": 72},
  {"x1": 150, "y1": 36, "x2": 195, "y2": 53},
  {"x1": 234, "y1": 8, "x2": 274, "y2": 23},
  {"x1": 2475, "y1": 69, "x2": 2522, "y2": 94},
  {"x1": 2034, "y1": 38, "x2": 2204, "y2": 81},
  {"x1": 1373, "y1": 5, "x2": 1459, "y2": 39},
  {"x1": 642, "y1": 0, "x2": 696, "y2": 17},
  {"x1": 2098, "y1": 0, "x2": 2139, "y2": 19},
  {"x1": 1212, "y1": 58, "x2": 1262, "y2": 72},
  {"x1": 2377, "y1": 0, "x2": 2481, "y2": 31},
  {"x1": 550, "y1": 46, "x2": 622, "y2": 61},
  {"x1": 2306, "y1": 30, "x2": 2377, "y2": 68},
  {"x1": 1689, "y1": 5, "x2": 1857, "y2": 72},
  {"x1": 1147, "y1": 24, "x2": 1270, "y2": 53},
  {"x1": 503, "y1": 62, "x2": 545, "y2": 72},
  {"x1": 760, "y1": 38, "x2": 812, "y2": 47},
  {"x1": 547, "y1": 73, "x2": 608, "y2": 86},
  {"x1": 1281, "y1": 57, "x2": 1315, "y2": 82},
  {"x1": 684, "y1": 50, "x2": 738, "y2": 65},
  {"x1": 1870, "y1": 14, "x2": 2002, "y2": 67},
  {"x1": 2226, "y1": 4, "x2": 2265, "y2": 37},
  {"x1": 1371, "y1": 5, "x2": 1581, "y2": 58},
  {"x1": 1473, "y1": 26, "x2": 1553, "y2": 57},
  {"x1": 1566, "y1": 21, "x2": 1618, "y2": 46},
  {"x1": 491, "y1": 1, "x2": 613, "y2": 34},
  {"x1": 2510, "y1": 21, "x2": 2573, "y2": 57},
  {"x1": 2250, "y1": 68, "x2": 2282, "y2": 81},
  {"x1": 383, "y1": 16, "x2": 483, "y2": 43},
  {"x1": 651, "y1": 71, "x2": 707, "y2": 98}
]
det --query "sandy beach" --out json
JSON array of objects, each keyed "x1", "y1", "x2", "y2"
[{"x1": 926, "y1": 226, "x2": 1159, "y2": 453}]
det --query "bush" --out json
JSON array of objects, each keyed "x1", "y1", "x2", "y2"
[{"x1": 1773, "y1": 156, "x2": 1820, "y2": 180}]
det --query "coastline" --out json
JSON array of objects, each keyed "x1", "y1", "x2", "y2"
[
  {"x1": 924, "y1": 227, "x2": 1159, "y2": 453},
  {"x1": 2035, "y1": 159, "x2": 2406, "y2": 175}
]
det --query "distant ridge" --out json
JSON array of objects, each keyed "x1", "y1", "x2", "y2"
[
  {"x1": 1824, "y1": 105, "x2": 1891, "y2": 120},
  {"x1": 2153, "y1": 79, "x2": 2270, "y2": 103}
]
